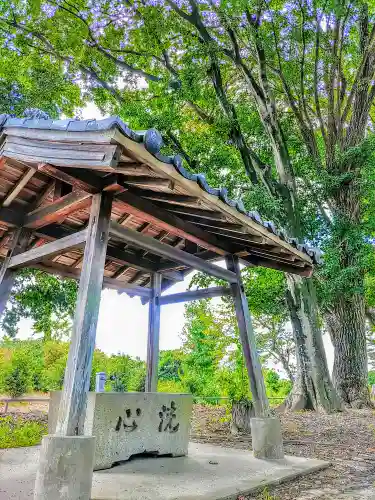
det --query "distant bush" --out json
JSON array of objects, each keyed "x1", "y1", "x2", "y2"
[
  {"x1": 2, "y1": 350, "x2": 31, "y2": 397},
  {"x1": 0, "y1": 416, "x2": 47, "y2": 448},
  {"x1": 158, "y1": 380, "x2": 186, "y2": 393}
]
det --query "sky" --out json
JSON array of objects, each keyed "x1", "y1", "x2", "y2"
[{"x1": 4, "y1": 102, "x2": 335, "y2": 374}]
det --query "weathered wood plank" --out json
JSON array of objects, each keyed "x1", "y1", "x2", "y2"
[
  {"x1": 145, "y1": 273, "x2": 162, "y2": 392},
  {"x1": 30, "y1": 180, "x2": 55, "y2": 211},
  {"x1": 110, "y1": 221, "x2": 237, "y2": 282},
  {"x1": 24, "y1": 190, "x2": 92, "y2": 229},
  {"x1": 30, "y1": 262, "x2": 152, "y2": 298},
  {"x1": 134, "y1": 189, "x2": 200, "y2": 206},
  {"x1": 0, "y1": 204, "x2": 25, "y2": 227},
  {"x1": 0, "y1": 228, "x2": 31, "y2": 317},
  {"x1": 55, "y1": 192, "x2": 113, "y2": 436},
  {"x1": 153, "y1": 202, "x2": 226, "y2": 221},
  {"x1": 3, "y1": 142, "x2": 111, "y2": 161},
  {"x1": 160, "y1": 286, "x2": 231, "y2": 305},
  {"x1": 241, "y1": 254, "x2": 313, "y2": 277},
  {"x1": 2, "y1": 168, "x2": 36, "y2": 207},
  {"x1": 172, "y1": 214, "x2": 245, "y2": 232},
  {"x1": 205, "y1": 228, "x2": 263, "y2": 243},
  {"x1": 8, "y1": 229, "x2": 87, "y2": 269},
  {"x1": 2, "y1": 151, "x2": 117, "y2": 171},
  {"x1": 123, "y1": 176, "x2": 172, "y2": 189},
  {"x1": 38, "y1": 164, "x2": 100, "y2": 193},
  {"x1": 225, "y1": 255, "x2": 270, "y2": 418},
  {"x1": 7, "y1": 136, "x2": 117, "y2": 153}
]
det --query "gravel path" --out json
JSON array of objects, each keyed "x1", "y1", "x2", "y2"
[{"x1": 191, "y1": 405, "x2": 375, "y2": 499}]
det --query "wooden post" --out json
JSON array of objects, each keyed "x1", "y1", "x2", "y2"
[
  {"x1": 55, "y1": 193, "x2": 113, "y2": 436},
  {"x1": 225, "y1": 255, "x2": 270, "y2": 417},
  {"x1": 145, "y1": 272, "x2": 162, "y2": 392},
  {"x1": 0, "y1": 228, "x2": 31, "y2": 317}
]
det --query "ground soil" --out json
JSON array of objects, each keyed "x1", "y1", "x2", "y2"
[
  {"x1": 191, "y1": 404, "x2": 375, "y2": 499},
  {"x1": 2, "y1": 399, "x2": 375, "y2": 499}
]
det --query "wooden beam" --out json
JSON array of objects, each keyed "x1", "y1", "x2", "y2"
[
  {"x1": 123, "y1": 176, "x2": 172, "y2": 189},
  {"x1": 24, "y1": 190, "x2": 92, "y2": 229},
  {"x1": 2, "y1": 168, "x2": 35, "y2": 207},
  {"x1": 55, "y1": 192, "x2": 113, "y2": 436},
  {"x1": 0, "y1": 205, "x2": 24, "y2": 227},
  {"x1": 116, "y1": 190, "x2": 228, "y2": 255},
  {"x1": 153, "y1": 202, "x2": 226, "y2": 221},
  {"x1": 116, "y1": 163, "x2": 152, "y2": 175},
  {"x1": 29, "y1": 261, "x2": 152, "y2": 298},
  {"x1": 0, "y1": 228, "x2": 31, "y2": 317},
  {"x1": 145, "y1": 273, "x2": 162, "y2": 392},
  {"x1": 205, "y1": 228, "x2": 264, "y2": 244},
  {"x1": 226, "y1": 255, "x2": 270, "y2": 417},
  {"x1": 30, "y1": 180, "x2": 55, "y2": 211},
  {"x1": 38, "y1": 163, "x2": 100, "y2": 193},
  {"x1": 242, "y1": 254, "x2": 313, "y2": 277},
  {"x1": 34, "y1": 224, "x2": 175, "y2": 275},
  {"x1": 159, "y1": 286, "x2": 231, "y2": 305},
  {"x1": 110, "y1": 221, "x2": 237, "y2": 283},
  {"x1": 8, "y1": 229, "x2": 87, "y2": 269},
  {"x1": 169, "y1": 214, "x2": 245, "y2": 232},
  {"x1": 130, "y1": 188, "x2": 200, "y2": 206},
  {"x1": 103, "y1": 277, "x2": 152, "y2": 298}
]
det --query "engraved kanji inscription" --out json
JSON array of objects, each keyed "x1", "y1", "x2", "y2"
[
  {"x1": 158, "y1": 401, "x2": 179, "y2": 433},
  {"x1": 115, "y1": 408, "x2": 142, "y2": 432}
]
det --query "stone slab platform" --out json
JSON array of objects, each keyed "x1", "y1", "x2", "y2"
[{"x1": 0, "y1": 442, "x2": 329, "y2": 500}]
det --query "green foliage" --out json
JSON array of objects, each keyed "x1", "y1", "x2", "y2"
[
  {"x1": 1, "y1": 344, "x2": 35, "y2": 397},
  {"x1": 159, "y1": 349, "x2": 184, "y2": 382},
  {"x1": 2, "y1": 270, "x2": 77, "y2": 340},
  {"x1": 157, "y1": 379, "x2": 186, "y2": 393},
  {"x1": 368, "y1": 371, "x2": 375, "y2": 386},
  {"x1": 180, "y1": 300, "x2": 291, "y2": 401},
  {"x1": 0, "y1": 416, "x2": 47, "y2": 449},
  {"x1": 3, "y1": 364, "x2": 30, "y2": 398}
]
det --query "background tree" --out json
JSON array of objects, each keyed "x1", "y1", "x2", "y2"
[
  {"x1": 1, "y1": 270, "x2": 77, "y2": 341},
  {"x1": 4, "y1": 0, "x2": 375, "y2": 407}
]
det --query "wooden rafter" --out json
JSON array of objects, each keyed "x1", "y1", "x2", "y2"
[
  {"x1": 109, "y1": 221, "x2": 237, "y2": 283},
  {"x1": 2, "y1": 167, "x2": 35, "y2": 207},
  {"x1": 116, "y1": 191, "x2": 228, "y2": 255},
  {"x1": 24, "y1": 190, "x2": 92, "y2": 229}
]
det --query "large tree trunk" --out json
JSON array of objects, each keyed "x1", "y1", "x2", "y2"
[
  {"x1": 326, "y1": 295, "x2": 371, "y2": 408},
  {"x1": 285, "y1": 275, "x2": 342, "y2": 412}
]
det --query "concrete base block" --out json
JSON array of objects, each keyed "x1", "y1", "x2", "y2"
[
  {"x1": 250, "y1": 416, "x2": 284, "y2": 459},
  {"x1": 34, "y1": 434, "x2": 95, "y2": 500},
  {"x1": 49, "y1": 392, "x2": 193, "y2": 470}
]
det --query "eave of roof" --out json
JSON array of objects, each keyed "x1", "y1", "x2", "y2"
[{"x1": 0, "y1": 114, "x2": 321, "y2": 266}]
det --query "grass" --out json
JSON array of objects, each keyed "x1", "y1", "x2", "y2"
[
  {"x1": 256, "y1": 488, "x2": 278, "y2": 500},
  {"x1": 0, "y1": 415, "x2": 47, "y2": 448}
]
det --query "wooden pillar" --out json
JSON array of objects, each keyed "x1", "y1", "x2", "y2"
[
  {"x1": 55, "y1": 193, "x2": 113, "y2": 436},
  {"x1": 145, "y1": 272, "x2": 162, "y2": 392},
  {"x1": 225, "y1": 255, "x2": 270, "y2": 417},
  {"x1": 0, "y1": 228, "x2": 31, "y2": 317}
]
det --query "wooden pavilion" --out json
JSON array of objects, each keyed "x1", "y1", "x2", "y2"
[{"x1": 0, "y1": 115, "x2": 318, "y2": 498}]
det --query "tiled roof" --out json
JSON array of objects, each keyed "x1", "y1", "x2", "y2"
[{"x1": 0, "y1": 114, "x2": 321, "y2": 264}]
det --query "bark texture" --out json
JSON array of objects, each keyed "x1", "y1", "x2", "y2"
[
  {"x1": 286, "y1": 275, "x2": 342, "y2": 412},
  {"x1": 326, "y1": 296, "x2": 372, "y2": 408},
  {"x1": 230, "y1": 400, "x2": 255, "y2": 435}
]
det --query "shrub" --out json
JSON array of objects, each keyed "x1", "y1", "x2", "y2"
[
  {"x1": 2, "y1": 350, "x2": 31, "y2": 397},
  {"x1": 0, "y1": 416, "x2": 47, "y2": 448},
  {"x1": 158, "y1": 379, "x2": 186, "y2": 393}
]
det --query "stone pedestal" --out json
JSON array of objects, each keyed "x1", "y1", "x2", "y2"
[
  {"x1": 250, "y1": 416, "x2": 284, "y2": 459},
  {"x1": 49, "y1": 392, "x2": 193, "y2": 470},
  {"x1": 34, "y1": 435, "x2": 95, "y2": 500}
]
